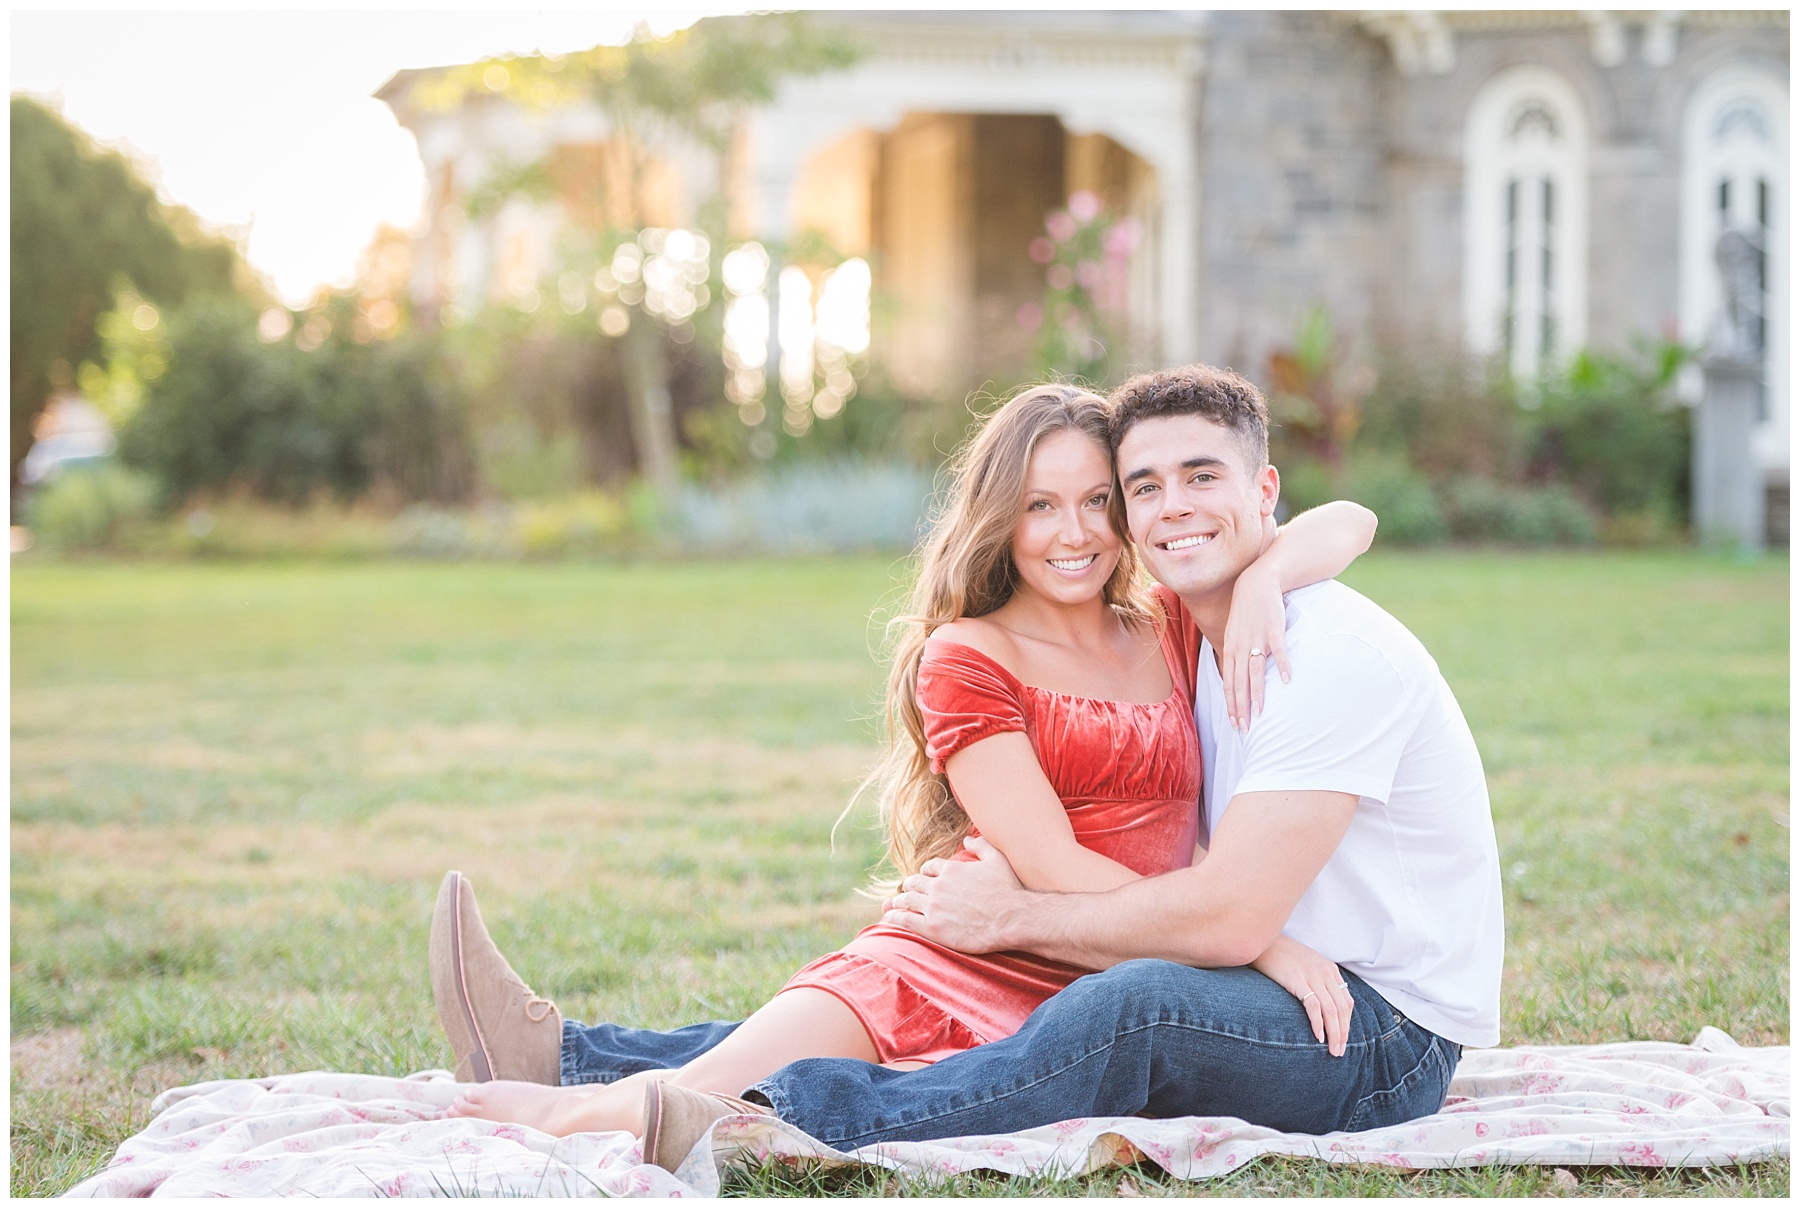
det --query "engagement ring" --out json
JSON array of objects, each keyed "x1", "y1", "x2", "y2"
[{"x1": 1250, "y1": 647, "x2": 1265, "y2": 658}]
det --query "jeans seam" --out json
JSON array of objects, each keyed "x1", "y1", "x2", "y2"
[
  {"x1": 801, "y1": 1014, "x2": 1351, "y2": 1149},
  {"x1": 1345, "y1": 1031, "x2": 1443, "y2": 1133},
  {"x1": 814, "y1": 1027, "x2": 1125, "y2": 1147},
  {"x1": 745, "y1": 1077, "x2": 791, "y2": 1119},
  {"x1": 561, "y1": 1024, "x2": 620, "y2": 1086}
]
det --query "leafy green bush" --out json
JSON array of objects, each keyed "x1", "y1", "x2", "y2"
[
  {"x1": 119, "y1": 299, "x2": 362, "y2": 506},
  {"x1": 1528, "y1": 344, "x2": 1691, "y2": 519},
  {"x1": 1443, "y1": 477, "x2": 1597, "y2": 546},
  {"x1": 1272, "y1": 333, "x2": 1690, "y2": 548},
  {"x1": 1344, "y1": 454, "x2": 1450, "y2": 545},
  {"x1": 1281, "y1": 454, "x2": 1448, "y2": 545},
  {"x1": 1355, "y1": 356, "x2": 1531, "y2": 483},
  {"x1": 350, "y1": 326, "x2": 477, "y2": 505},
  {"x1": 25, "y1": 464, "x2": 155, "y2": 551},
  {"x1": 116, "y1": 296, "x2": 474, "y2": 509}
]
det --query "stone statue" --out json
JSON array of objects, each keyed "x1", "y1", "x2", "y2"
[
  {"x1": 1696, "y1": 227, "x2": 1766, "y2": 550},
  {"x1": 1710, "y1": 228, "x2": 1764, "y2": 359}
]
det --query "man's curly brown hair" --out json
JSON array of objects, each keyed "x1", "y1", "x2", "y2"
[{"x1": 1108, "y1": 364, "x2": 1270, "y2": 471}]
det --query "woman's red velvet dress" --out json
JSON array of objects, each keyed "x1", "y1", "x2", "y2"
[{"x1": 780, "y1": 613, "x2": 1202, "y2": 1064}]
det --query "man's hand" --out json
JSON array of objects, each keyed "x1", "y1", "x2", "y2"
[{"x1": 881, "y1": 836, "x2": 1032, "y2": 953}]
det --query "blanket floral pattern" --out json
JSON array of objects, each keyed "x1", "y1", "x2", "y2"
[{"x1": 67, "y1": 1029, "x2": 1787, "y2": 1197}]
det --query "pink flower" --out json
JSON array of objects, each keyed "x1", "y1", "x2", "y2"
[
  {"x1": 1076, "y1": 260, "x2": 1102, "y2": 289},
  {"x1": 1068, "y1": 190, "x2": 1102, "y2": 223},
  {"x1": 1046, "y1": 211, "x2": 1077, "y2": 242},
  {"x1": 1620, "y1": 1143, "x2": 1667, "y2": 1167},
  {"x1": 1028, "y1": 237, "x2": 1055, "y2": 264},
  {"x1": 1105, "y1": 219, "x2": 1143, "y2": 255},
  {"x1": 1015, "y1": 302, "x2": 1043, "y2": 331}
]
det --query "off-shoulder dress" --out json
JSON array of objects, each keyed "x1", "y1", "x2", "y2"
[{"x1": 779, "y1": 606, "x2": 1202, "y2": 1064}]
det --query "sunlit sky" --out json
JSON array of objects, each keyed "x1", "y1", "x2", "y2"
[{"x1": 10, "y1": 7, "x2": 759, "y2": 305}]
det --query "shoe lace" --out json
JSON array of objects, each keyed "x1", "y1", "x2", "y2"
[{"x1": 507, "y1": 977, "x2": 558, "y2": 1023}]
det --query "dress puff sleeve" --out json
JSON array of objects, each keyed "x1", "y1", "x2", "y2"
[{"x1": 916, "y1": 639, "x2": 1029, "y2": 775}]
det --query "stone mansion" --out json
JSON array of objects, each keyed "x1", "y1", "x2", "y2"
[{"x1": 378, "y1": 9, "x2": 1789, "y2": 528}]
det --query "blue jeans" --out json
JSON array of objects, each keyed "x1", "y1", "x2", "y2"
[{"x1": 560, "y1": 960, "x2": 1460, "y2": 1146}]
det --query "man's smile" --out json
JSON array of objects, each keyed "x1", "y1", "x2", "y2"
[{"x1": 1156, "y1": 533, "x2": 1214, "y2": 552}]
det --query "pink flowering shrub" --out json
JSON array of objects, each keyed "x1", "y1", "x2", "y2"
[{"x1": 1018, "y1": 190, "x2": 1142, "y2": 385}]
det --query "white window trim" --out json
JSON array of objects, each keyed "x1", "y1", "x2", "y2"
[{"x1": 1462, "y1": 65, "x2": 1590, "y2": 375}]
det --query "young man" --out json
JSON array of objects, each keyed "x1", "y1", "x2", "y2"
[{"x1": 435, "y1": 365, "x2": 1503, "y2": 1169}]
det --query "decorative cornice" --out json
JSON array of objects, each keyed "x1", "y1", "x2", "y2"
[
  {"x1": 376, "y1": 13, "x2": 1210, "y2": 127},
  {"x1": 1358, "y1": 10, "x2": 1783, "y2": 74},
  {"x1": 819, "y1": 15, "x2": 1205, "y2": 74},
  {"x1": 1582, "y1": 11, "x2": 1628, "y2": 68},
  {"x1": 1359, "y1": 11, "x2": 1456, "y2": 77}
]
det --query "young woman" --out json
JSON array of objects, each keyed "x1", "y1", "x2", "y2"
[{"x1": 441, "y1": 383, "x2": 1375, "y2": 1139}]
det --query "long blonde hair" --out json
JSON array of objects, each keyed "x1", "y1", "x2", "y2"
[{"x1": 869, "y1": 384, "x2": 1155, "y2": 888}]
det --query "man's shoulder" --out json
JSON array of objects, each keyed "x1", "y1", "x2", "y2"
[{"x1": 1284, "y1": 582, "x2": 1438, "y2": 684}]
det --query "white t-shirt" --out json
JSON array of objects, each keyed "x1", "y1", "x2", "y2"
[{"x1": 1193, "y1": 580, "x2": 1504, "y2": 1048}]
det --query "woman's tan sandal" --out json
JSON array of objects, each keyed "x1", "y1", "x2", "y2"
[
  {"x1": 641, "y1": 1082, "x2": 772, "y2": 1173},
  {"x1": 429, "y1": 870, "x2": 564, "y2": 1084}
]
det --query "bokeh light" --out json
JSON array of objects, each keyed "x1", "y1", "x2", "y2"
[
  {"x1": 778, "y1": 265, "x2": 816, "y2": 434},
  {"x1": 721, "y1": 242, "x2": 771, "y2": 412}
]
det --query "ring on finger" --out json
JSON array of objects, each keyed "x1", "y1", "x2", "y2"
[
  {"x1": 1249, "y1": 647, "x2": 1265, "y2": 658},
  {"x1": 1299, "y1": 990, "x2": 1319, "y2": 1003}
]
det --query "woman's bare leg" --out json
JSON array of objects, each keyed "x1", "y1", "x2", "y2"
[{"x1": 446, "y1": 988, "x2": 877, "y2": 1137}]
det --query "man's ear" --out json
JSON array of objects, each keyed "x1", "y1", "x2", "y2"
[{"x1": 1259, "y1": 464, "x2": 1281, "y2": 519}]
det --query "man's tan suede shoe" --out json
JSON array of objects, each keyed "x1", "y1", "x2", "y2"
[
  {"x1": 429, "y1": 870, "x2": 563, "y2": 1084},
  {"x1": 641, "y1": 1082, "x2": 772, "y2": 1173}
]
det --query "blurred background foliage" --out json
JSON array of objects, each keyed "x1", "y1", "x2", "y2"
[
  {"x1": 12, "y1": 18, "x2": 1696, "y2": 561},
  {"x1": 1272, "y1": 307, "x2": 1691, "y2": 547},
  {"x1": 10, "y1": 95, "x2": 250, "y2": 493}
]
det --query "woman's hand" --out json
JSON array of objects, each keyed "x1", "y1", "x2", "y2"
[
  {"x1": 1224, "y1": 500, "x2": 1377, "y2": 729},
  {"x1": 1250, "y1": 935, "x2": 1354, "y2": 1056},
  {"x1": 1220, "y1": 561, "x2": 1290, "y2": 731}
]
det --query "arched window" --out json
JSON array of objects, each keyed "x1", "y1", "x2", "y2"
[
  {"x1": 1680, "y1": 68, "x2": 1787, "y2": 434},
  {"x1": 1462, "y1": 67, "x2": 1589, "y2": 377}
]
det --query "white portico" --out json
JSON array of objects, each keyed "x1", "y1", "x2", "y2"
[{"x1": 742, "y1": 11, "x2": 1207, "y2": 393}]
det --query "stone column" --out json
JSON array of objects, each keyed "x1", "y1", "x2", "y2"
[{"x1": 1693, "y1": 351, "x2": 1764, "y2": 550}]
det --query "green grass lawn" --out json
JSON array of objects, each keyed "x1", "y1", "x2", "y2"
[{"x1": 10, "y1": 551, "x2": 1789, "y2": 1197}]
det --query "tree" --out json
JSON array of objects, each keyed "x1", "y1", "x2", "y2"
[
  {"x1": 10, "y1": 95, "x2": 246, "y2": 498},
  {"x1": 437, "y1": 15, "x2": 858, "y2": 496}
]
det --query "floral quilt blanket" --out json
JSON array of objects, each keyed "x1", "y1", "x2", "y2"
[{"x1": 66, "y1": 1028, "x2": 1787, "y2": 1198}]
